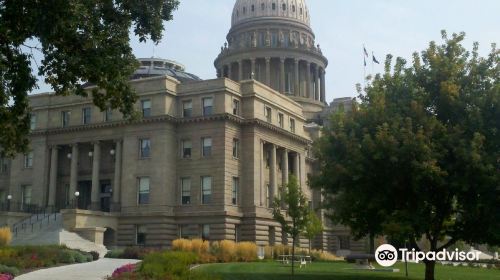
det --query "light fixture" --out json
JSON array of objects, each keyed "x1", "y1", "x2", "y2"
[
  {"x1": 74, "y1": 191, "x2": 80, "y2": 197},
  {"x1": 67, "y1": 153, "x2": 72, "y2": 159},
  {"x1": 110, "y1": 149, "x2": 115, "y2": 156},
  {"x1": 88, "y1": 151, "x2": 93, "y2": 157},
  {"x1": 7, "y1": 195, "x2": 12, "y2": 200}
]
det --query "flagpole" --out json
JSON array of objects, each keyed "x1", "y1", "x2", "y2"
[{"x1": 371, "y1": 51, "x2": 374, "y2": 76}]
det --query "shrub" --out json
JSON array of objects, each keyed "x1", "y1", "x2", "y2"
[
  {"x1": 74, "y1": 252, "x2": 87, "y2": 263},
  {"x1": 89, "y1": 251, "x2": 100, "y2": 261},
  {"x1": 216, "y1": 240, "x2": 237, "y2": 262},
  {"x1": 58, "y1": 250, "x2": 76, "y2": 264},
  {"x1": 139, "y1": 251, "x2": 197, "y2": 279},
  {"x1": 0, "y1": 228, "x2": 12, "y2": 246},
  {"x1": 121, "y1": 247, "x2": 156, "y2": 260},
  {"x1": 0, "y1": 265, "x2": 19, "y2": 276},
  {"x1": 236, "y1": 242, "x2": 257, "y2": 262},
  {"x1": 111, "y1": 263, "x2": 136, "y2": 278},
  {"x1": 105, "y1": 249, "x2": 124, "y2": 259},
  {"x1": 172, "y1": 239, "x2": 192, "y2": 252},
  {"x1": 191, "y1": 239, "x2": 210, "y2": 254}
]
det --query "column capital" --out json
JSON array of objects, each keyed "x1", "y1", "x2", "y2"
[
  {"x1": 49, "y1": 144, "x2": 60, "y2": 149},
  {"x1": 294, "y1": 58, "x2": 299, "y2": 64},
  {"x1": 92, "y1": 141, "x2": 101, "y2": 146},
  {"x1": 265, "y1": 57, "x2": 271, "y2": 62},
  {"x1": 113, "y1": 139, "x2": 123, "y2": 144},
  {"x1": 280, "y1": 57, "x2": 286, "y2": 63}
]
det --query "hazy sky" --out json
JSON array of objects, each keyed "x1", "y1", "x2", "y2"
[{"x1": 33, "y1": 0, "x2": 500, "y2": 102}]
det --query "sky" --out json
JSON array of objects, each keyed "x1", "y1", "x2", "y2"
[{"x1": 33, "y1": 0, "x2": 500, "y2": 102}]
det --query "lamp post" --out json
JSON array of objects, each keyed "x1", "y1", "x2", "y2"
[
  {"x1": 74, "y1": 191, "x2": 80, "y2": 209},
  {"x1": 7, "y1": 195, "x2": 12, "y2": 212}
]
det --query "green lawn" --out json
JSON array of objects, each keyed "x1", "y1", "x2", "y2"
[{"x1": 197, "y1": 261, "x2": 499, "y2": 280}]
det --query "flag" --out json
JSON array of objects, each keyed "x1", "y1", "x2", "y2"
[
  {"x1": 372, "y1": 53, "x2": 380, "y2": 64},
  {"x1": 363, "y1": 45, "x2": 368, "y2": 57}
]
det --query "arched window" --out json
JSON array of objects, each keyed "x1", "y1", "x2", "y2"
[
  {"x1": 243, "y1": 7, "x2": 246, "y2": 14},
  {"x1": 292, "y1": 5, "x2": 296, "y2": 12},
  {"x1": 272, "y1": 3, "x2": 276, "y2": 10},
  {"x1": 261, "y1": 3, "x2": 265, "y2": 10},
  {"x1": 251, "y1": 5, "x2": 255, "y2": 12},
  {"x1": 282, "y1": 3, "x2": 286, "y2": 10}
]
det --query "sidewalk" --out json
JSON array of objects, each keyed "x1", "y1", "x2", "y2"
[{"x1": 15, "y1": 258, "x2": 141, "y2": 280}]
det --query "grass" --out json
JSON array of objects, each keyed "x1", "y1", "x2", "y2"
[{"x1": 197, "y1": 261, "x2": 499, "y2": 280}]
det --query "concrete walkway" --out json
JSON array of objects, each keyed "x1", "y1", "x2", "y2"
[{"x1": 16, "y1": 258, "x2": 141, "y2": 280}]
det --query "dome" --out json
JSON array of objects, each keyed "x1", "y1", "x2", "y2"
[
  {"x1": 232, "y1": 0, "x2": 310, "y2": 27},
  {"x1": 133, "y1": 58, "x2": 201, "y2": 83}
]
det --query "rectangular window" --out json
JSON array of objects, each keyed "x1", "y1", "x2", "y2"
[
  {"x1": 139, "y1": 139, "x2": 151, "y2": 158},
  {"x1": 201, "y1": 224, "x2": 210, "y2": 240},
  {"x1": 232, "y1": 138, "x2": 240, "y2": 159},
  {"x1": 24, "y1": 152, "x2": 33, "y2": 168},
  {"x1": 232, "y1": 99, "x2": 240, "y2": 115},
  {"x1": 232, "y1": 177, "x2": 239, "y2": 205},
  {"x1": 201, "y1": 137, "x2": 212, "y2": 157},
  {"x1": 278, "y1": 113, "x2": 284, "y2": 128},
  {"x1": 30, "y1": 114, "x2": 37, "y2": 130},
  {"x1": 136, "y1": 225, "x2": 147, "y2": 245},
  {"x1": 202, "y1": 97, "x2": 213, "y2": 116},
  {"x1": 0, "y1": 158, "x2": 7, "y2": 173},
  {"x1": 0, "y1": 190, "x2": 5, "y2": 203},
  {"x1": 61, "y1": 111, "x2": 70, "y2": 127},
  {"x1": 290, "y1": 118, "x2": 296, "y2": 133},
  {"x1": 201, "y1": 176, "x2": 212, "y2": 204},
  {"x1": 82, "y1": 107, "x2": 91, "y2": 124},
  {"x1": 181, "y1": 140, "x2": 192, "y2": 159},
  {"x1": 141, "y1": 100, "x2": 151, "y2": 117},
  {"x1": 105, "y1": 108, "x2": 112, "y2": 122},
  {"x1": 138, "y1": 177, "x2": 150, "y2": 204},
  {"x1": 21, "y1": 185, "x2": 32, "y2": 206},
  {"x1": 181, "y1": 177, "x2": 191, "y2": 205},
  {"x1": 183, "y1": 100, "x2": 193, "y2": 117},
  {"x1": 339, "y1": 236, "x2": 351, "y2": 250},
  {"x1": 265, "y1": 106, "x2": 272, "y2": 122}
]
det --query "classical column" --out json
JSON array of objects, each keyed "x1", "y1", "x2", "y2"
[
  {"x1": 48, "y1": 145, "x2": 58, "y2": 208},
  {"x1": 294, "y1": 59, "x2": 300, "y2": 96},
  {"x1": 315, "y1": 65, "x2": 320, "y2": 101},
  {"x1": 227, "y1": 63, "x2": 232, "y2": 80},
  {"x1": 320, "y1": 68, "x2": 326, "y2": 103},
  {"x1": 90, "y1": 142, "x2": 101, "y2": 210},
  {"x1": 300, "y1": 152, "x2": 307, "y2": 189},
  {"x1": 270, "y1": 144, "x2": 277, "y2": 200},
  {"x1": 293, "y1": 152, "x2": 300, "y2": 183},
  {"x1": 260, "y1": 140, "x2": 265, "y2": 206},
  {"x1": 238, "y1": 60, "x2": 243, "y2": 81},
  {"x1": 265, "y1": 57, "x2": 271, "y2": 86},
  {"x1": 282, "y1": 149, "x2": 289, "y2": 186},
  {"x1": 69, "y1": 143, "x2": 79, "y2": 205},
  {"x1": 113, "y1": 140, "x2": 122, "y2": 210},
  {"x1": 250, "y1": 58, "x2": 256, "y2": 80},
  {"x1": 306, "y1": 62, "x2": 311, "y2": 98},
  {"x1": 280, "y1": 57, "x2": 286, "y2": 94}
]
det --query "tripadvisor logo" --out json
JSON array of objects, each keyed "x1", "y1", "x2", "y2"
[{"x1": 375, "y1": 244, "x2": 481, "y2": 267}]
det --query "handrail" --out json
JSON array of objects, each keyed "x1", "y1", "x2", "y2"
[{"x1": 13, "y1": 212, "x2": 59, "y2": 237}]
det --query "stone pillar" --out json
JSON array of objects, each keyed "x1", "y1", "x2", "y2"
[
  {"x1": 270, "y1": 144, "x2": 277, "y2": 199},
  {"x1": 250, "y1": 58, "x2": 256, "y2": 80},
  {"x1": 282, "y1": 149, "x2": 289, "y2": 186},
  {"x1": 280, "y1": 57, "x2": 286, "y2": 94},
  {"x1": 300, "y1": 152, "x2": 307, "y2": 189},
  {"x1": 69, "y1": 144, "x2": 79, "y2": 204},
  {"x1": 315, "y1": 65, "x2": 320, "y2": 101},
  {"x1": 113, "y1": 140, "x2": 122, "y2": 208},
  {"x1": 228, "y1": 63, "x2": 232, "y2": 80},
  {"x1": 238, "y1": 60, "x2": 243, "y2": 81},
  {"x1": 306, "y1": 62, "x2": 311, "y2": 98},
  {"x1": 48, "y1": 146, "x2": 58, "y2": 208},
  {"x1": 260, "y1": 140, "x2": 265, "y2": 206},
  {"x1": 294, "y1": 59, "x2": 300, "y2": 96},
  {"x1": 265, "y1": 57, "x2": 271, "y2": 86},
  {"x1": 320, "y1": 68, "x2": 326, "y2": 103},
  {"x1": 91, "y1": 142, "x2": 101, "y2": 210},
  {"x1": 293, "y1": 152, "x2": 300, "y2": 183}
]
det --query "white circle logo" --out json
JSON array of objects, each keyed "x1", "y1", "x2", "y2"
[{"x1": 375, "y1": 244, "x2": 398, "y2": 267}]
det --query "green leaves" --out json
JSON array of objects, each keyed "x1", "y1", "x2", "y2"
[
  {"x1": 312, "y1": 31, "x2": 499, "y2": 254},
  {"x1": 0, "y1": 0, "x2": 180, "y2": 156}
]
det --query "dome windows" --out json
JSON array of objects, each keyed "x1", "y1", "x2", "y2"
[
  {"x1": 243, "y1": 7, "x2": 246, "y2": 14},
  {"x1": 282, "y1": 3, "x2": 286, "y2": 10},
  {"x1": 261, "y1": 3, "x2": 265, "y2": 10},
  {"x1": 272, "y1": 3, "x2": 276, "y2": 10},
  {"x1": 292, "y1": 5, "x2": 296, "y2": 13},
  {"x1": 251, "y1": 4, "x2": 255, "y2": 12}
]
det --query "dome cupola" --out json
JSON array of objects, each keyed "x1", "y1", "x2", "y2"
[{"x1": 232, "y1": 0, "x2": 310, "y2": 27}]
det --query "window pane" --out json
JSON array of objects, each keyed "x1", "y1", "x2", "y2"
[
  {"x1": 203, "y1": 98, "x2": 213, "y2": 116},
  {"x1": 202, "y1": 176, "x2": 212, "y2": 204},
  {"x1": 30, "y1": 114, "x2": 37, "y2": 130},
  {"x1": 202, "y1": 224, "x2": 210, "y2": 240},
  {"x1": 140, "y1": 139, "x2": 151, "y2": 158},
  {"x1": 139, "y1": 177, "x2": 150, "y2": 204},
  {"x1": 181, "y1": 178, "x2": 191, "y2": 205},
  {"x1": 182, "y1": 140, "x2": 192, "y2": 158},
  {"x1": 202, "y1": 138, "x2": 212, "y2": 157},
  {"x1": 232, "y1": 178, "x2": 239, "y2": 205},
  {"x1": 142, "y1": 100, "x2": 151, "y2": 117},
  {"x1": 183, "y1": 101, "x2": 193, "y2": 117},
  {"x1": 232, "y1": 139, "x2": 239, "y2": 158}
]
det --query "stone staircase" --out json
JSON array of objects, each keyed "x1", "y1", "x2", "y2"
[{"x1": 10, "y1": 213, "x2": 108, "y2": 257}]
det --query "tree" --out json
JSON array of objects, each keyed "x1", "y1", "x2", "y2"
[
  {"x1": 303, "y1": 210, "x2": 323, "y2": 254},
  {"x1": 272, "y1": 175, "x2": 310, "y2": 277},
  {"x1": 311, "y1": 31, "x2": 499, "y2": 280},
  {"x1": 0, "y1": 0, "x2": 180, "y2": 157}
]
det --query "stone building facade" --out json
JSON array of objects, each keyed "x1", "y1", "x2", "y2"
[{"x1": 0, "y1": 0, "x2": 366, "y2": 255}]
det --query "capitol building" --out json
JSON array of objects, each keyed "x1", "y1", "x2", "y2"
[{"x1": 0, "y1": 0, "x2": 365, "y2": 255}]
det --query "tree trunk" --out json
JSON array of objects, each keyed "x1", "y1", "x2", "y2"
[
  {"x1": 369, "y1": 233, "x2": 375, "y2": 254},
  {"x1": 309, "y1": 238, "x2": 312, "y2": 255},
  {"x1": 424, "y1": 260, "x2": 436, "y2": 280},
  {"x1": 292, "y1": 236, "x2": 296, "y2": 276}
]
